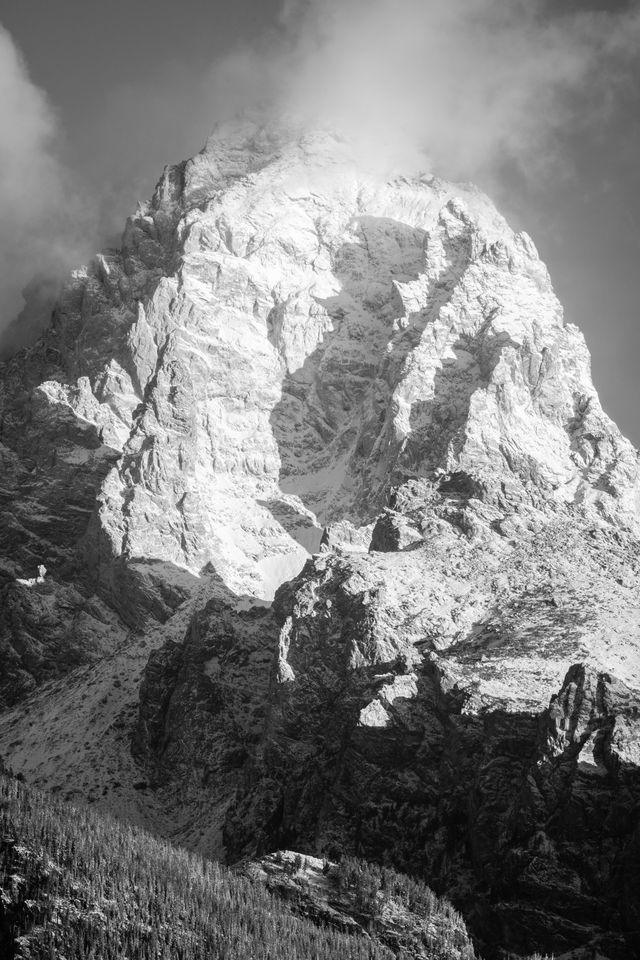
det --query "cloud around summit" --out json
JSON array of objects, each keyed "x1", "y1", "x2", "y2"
[
  {"x1": 65, "y1": 0, "x2": 640, "y2": 215},
  {"x1": 2, "y1": 0, "x2": 640, "y2": 341},
  {"x1": 230, "y1": 0, "x2": 640, "y2": 181},
  {"x1": 0, "y1": 26, "x2": 98, "y2": 342}
]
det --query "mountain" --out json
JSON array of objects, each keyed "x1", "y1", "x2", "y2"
[{"x1": 0, "y1": 118, "x2": 638, "y2": 959}]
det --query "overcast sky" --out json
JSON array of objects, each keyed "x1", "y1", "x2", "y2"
[{"x1": 1, "y1": 0, "x2": 640, "y2": 444}]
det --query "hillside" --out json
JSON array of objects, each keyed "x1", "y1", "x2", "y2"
[{"x1": 0, "y1": 771, "x2": 481, "y2": 960}]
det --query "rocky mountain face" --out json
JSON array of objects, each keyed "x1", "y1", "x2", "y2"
[
  {"x1": 240, "y1": 849, "x2": 478, "y2": 959},
  {"x1": 1, "y1": 119, "x2": 639, "y2": 959}
]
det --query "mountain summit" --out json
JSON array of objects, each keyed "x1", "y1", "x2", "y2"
[{"x1": 0, "y1": 120, "x2": 639, "y2": 958}]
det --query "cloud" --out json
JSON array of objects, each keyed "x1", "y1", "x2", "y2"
[
  {"x1": 0, "y1": 25, "x2": 95, "y2": 347},
  {"x1": 259, "y1": 0, "x2": 640, "y2": 182},
  {"x1": 3, "y1": 2, "x2": 640, "y2": 349}
]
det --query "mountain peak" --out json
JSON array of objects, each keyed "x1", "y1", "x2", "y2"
[{"x1": 2, "y1": 119, "x2": 639, "y2": 615}]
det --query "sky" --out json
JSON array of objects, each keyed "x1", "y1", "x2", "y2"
[{"x1": 1, "y1": 0, "x2": 640, "y2": 444}]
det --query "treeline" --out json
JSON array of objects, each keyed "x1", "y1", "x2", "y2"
[
  {"x1": 333, "y1": 856, "x2": 476, "y2": 959},
  {"x1": 0, "y1": 774, "x2": 395, "y2": 960},
  {"x1": 336, "y1": 855, "x2": 452, "y2": 915}
]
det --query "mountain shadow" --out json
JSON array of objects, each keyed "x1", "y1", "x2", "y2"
[
  {"x1": 266, "y1": 212, "x2": 478, "y2": 537},
  {"x1": 224, "y1": 646, "x2": 640, "y2": 960}
]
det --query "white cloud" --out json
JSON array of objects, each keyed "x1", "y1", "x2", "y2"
[
  {"x1": 3, "y1": 2, "x2": 640, "y2": 344},
  {"x1": 261, "y1": 0, "x2": 640, "y2": 182},
  {"x1": 0, "y1": 25, "x2": 94, "y2": 343}
]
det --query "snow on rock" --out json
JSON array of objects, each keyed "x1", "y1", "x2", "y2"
[{"x1": 4, "y1": 117, "x2": 638, "y2": 630}]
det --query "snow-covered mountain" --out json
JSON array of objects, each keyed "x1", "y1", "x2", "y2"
[{"x1": 1, "y1": 119, "x2": 639, "y2": 958}]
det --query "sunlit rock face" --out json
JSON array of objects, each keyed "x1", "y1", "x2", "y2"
[
  {"x1": 1, "y1": 119, "x2": 640, "y2": 958},
  {"x1": 4, "y1": 118, "x2": 639, "y2": 622}
]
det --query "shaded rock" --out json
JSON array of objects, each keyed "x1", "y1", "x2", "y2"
[{"x1": 369, "y1": 509, "x2": 423, "y2": 552}]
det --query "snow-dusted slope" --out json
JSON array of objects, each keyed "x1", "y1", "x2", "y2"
[
  {"x1": 3, "y1": 119, "x2": 639, "y2": 620},
  {"x1": 99, "y1": 119, "x2": 640, "y2": 593}
]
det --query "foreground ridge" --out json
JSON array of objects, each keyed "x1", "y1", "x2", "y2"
[{"x1": 0, "y1": 771, "x2": 478, "y2": 960}]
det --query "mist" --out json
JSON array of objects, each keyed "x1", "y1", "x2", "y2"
[
  {"x1": 0, "y1": 26, "x2": 100, "y2": 350},
  {"x1": 80, "y1": 0, "x2": 640, "y2": 230},
  {"x1": 260, "y1": 0, "x2": 640, "y2": 182},
  {"x1": 2, "y1": 1, "x2": 640, "y2": 347}
]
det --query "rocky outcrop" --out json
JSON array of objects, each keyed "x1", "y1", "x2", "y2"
[
  {"x1": 132, "y1": 583, "x2": 277, "y2": 856},
  {"x1": 0, "y1": 579, "x2": 121, "y2": 707},
  {"x1": 242, "y1": 850, "x2": 477, "y2": 959}
]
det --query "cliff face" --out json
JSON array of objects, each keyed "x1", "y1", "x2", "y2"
[
  {"x1": 1, "y1": 120, "x2": 639, "y2": 958},
  {"x1": 222, "y1": 559, "x2": 640, "y2": 957}
]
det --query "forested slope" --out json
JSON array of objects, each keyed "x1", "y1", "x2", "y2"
[{"x1": 0, "y1": 772, "x2": 480, "y2": 960}]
